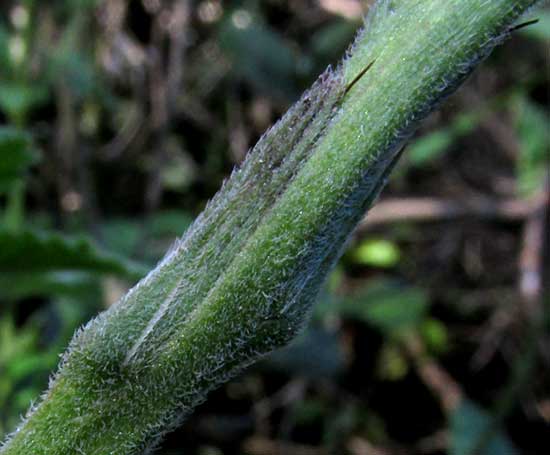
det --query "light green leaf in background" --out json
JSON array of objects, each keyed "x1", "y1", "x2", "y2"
[
  {"x1": 408, "y1": 111, "x2": 482, "y2": 166},
  {"x1": 0, "y1": 83, "x2": 49, "y2": 125},
  {"x1": 351, "y1": 238, "x2": 401, "y2": 268},
  {"x1": 514, "y1": 95, "x2": 550, "y2": 196}
]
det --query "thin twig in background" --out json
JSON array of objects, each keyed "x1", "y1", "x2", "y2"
[
  {"x1": 243, "y1": 436, "x2": 327, "y2": 455},
  {"x1": 359, "y1": 194, "x2": 543, "y2": 230},
  {"x1": 519, "y1": 172, "x2": 549, "y2": 316}
]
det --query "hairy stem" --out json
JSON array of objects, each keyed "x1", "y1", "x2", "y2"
[{"x1": 1, "y1": 0, "x2": 539, "y2": 453}]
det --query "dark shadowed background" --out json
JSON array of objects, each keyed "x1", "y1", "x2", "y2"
[{"x1": 0, "y1": 1, "x2": 549, "y2": 454}]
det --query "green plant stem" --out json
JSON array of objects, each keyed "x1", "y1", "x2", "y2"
[
  {"x1": 0, "y1": 1, "x2": 539, "y2": 454},
  {"x1": 4, "y1": 180, "x2": 25, "y2": 233}
]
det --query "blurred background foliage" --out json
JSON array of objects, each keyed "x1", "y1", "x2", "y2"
[{"x1": 0, "y1": 1, "x2": 549, "y2": 454}]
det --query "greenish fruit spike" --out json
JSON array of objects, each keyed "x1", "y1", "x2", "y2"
[{"x1": 0, "y1": 0, "x2": 539, "y2": 453}]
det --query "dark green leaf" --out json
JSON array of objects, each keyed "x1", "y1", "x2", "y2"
[
  {"x1": 0, "y1": 25, "x2": 12, "y2": 76},
  {"x1": 218, "y1": 9, "x2": 298, "y2": 98},
  {"x1": 99, "y1": 219, "x2": 143, "y2": 258},
  {"x1": 264, "y1": 328, "x2": 345, "y2": 378},
  {"x1": 0, "y1": 228, "x2": 147, "y2": 279},
  {"x1": 450, "y1": 399, "x2": 518, "y2": 455},
  {"x1": 0, "y1": 271, "x2": 99, "y2": 300},
  {"x1": 331, "y1": 281, "x2": 429, "y2": 334},
  {"x1": 146, "y1": 211, "x2": 194, "y2": 238},
  {"x1": 0, "y1": 127, "x2": 39, "y2": 192},
  {"x1": 311, "y1": 19, "x2": 359, "y2": 63}
]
